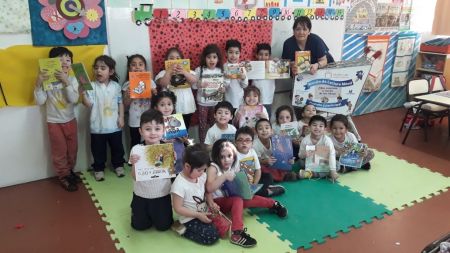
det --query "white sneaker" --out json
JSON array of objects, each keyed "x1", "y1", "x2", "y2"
[
  {"x1": 171, "y1": 220, "x2": 186, "y2": 235},
  {"x1": 94, "y1": 171, "x2": 105, "y2": 181},
  {"x1": 115, "y1": 167, "x2": 125, "y2": 177}
]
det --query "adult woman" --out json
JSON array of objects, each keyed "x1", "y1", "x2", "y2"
[{"x1": 282, "y1": 16, "x2": 334, "y2": 75}]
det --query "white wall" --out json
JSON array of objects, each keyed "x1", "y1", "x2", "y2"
[{"x1": 410, "y1": 0, "x2": 438, "y2": 42}]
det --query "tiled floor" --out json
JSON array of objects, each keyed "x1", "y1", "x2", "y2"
[{"x1": 1, "y1": 108, "x2": 449, "y2": 253}]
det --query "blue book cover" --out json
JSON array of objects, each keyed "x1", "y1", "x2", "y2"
[
  {"x1": 270, "y1": 135, "x2": 293, "y2": 171},
  {"x1": 163, "y1": 113, "x2": 188, "y2": 139},
  {"x1": 339, "y1": 143, "x2": 367, "y2": 169}
]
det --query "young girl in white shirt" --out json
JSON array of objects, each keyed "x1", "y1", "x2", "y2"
[
  {"x1": 194, "y1": 44, "x2": 226, "y2": 143},
  {"x1": 233, "y1": 86, "x2": 269, "y2": 129},
  {"x1": 80, "y1": 55, "x2": 125, "y2": 181},
  {"x1": 155, "y1": 48, "x2": 197, "y2": 130},
  {"x1": 330, "y1": 114, "x2": 374, "y2": 172}
]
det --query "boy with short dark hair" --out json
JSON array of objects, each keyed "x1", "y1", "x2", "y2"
[
  {"x1": 34, "y1": 47, "x2": 80, "y2": 191},
  {"x1": 204, "y1": 101, "x2": 237, "y2": 147},
  {"x1": 224, "y1": 39, "x2": 248, "y2": 109},
  {"x1": 253, "y1": 43, "x2": 275, "y2": 117},
  {"x1": 235, "y1": 126, "x2": 285, "y2": 197}
]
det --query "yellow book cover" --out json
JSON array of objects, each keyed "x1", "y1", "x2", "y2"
[
  {"x1": 164, "y1": 59, "x2": 191, "y2": 89},
  {"x1": 129, "y1": 72, "x2": 152, "y2": 99},
  {"x1": 38, "y1": 58, "x2": 62, "y2": 91},
  {"x1": 295, "y1": 51, "x2": 311, "y2": 74},
  {"x1": 134, "y1": 143, "x2": 175, "y2": 181}
]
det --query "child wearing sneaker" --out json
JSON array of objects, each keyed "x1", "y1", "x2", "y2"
[
  {"x1": 206, "y1": 139, "x2": 287, "y2": 248},
  {"x1": 79, "y1": 55, "x2": 126, "y2": 181},
  {"x1": 330, "y1": 114, "x2": 374, "y2": 172},
  {"x1": 298, "y1": 115, "x2": 339, "y2": 180},
  {"x1": 171, "y1": 144, "x2": 219, "y2": 245},
  {"x1": 234, "y1": 126, "x2": 285, "y2": 197},
  {"x1": 204, "y1": 101, "x2": 237, "y2": 147},
  {"x1": 34, "y1": 47, "x2": 80, "y2": 191},
  {"x1": 253, "y1": 119, "x2": 297, "y2": 182},
  {"x1": 128, "y1": 109, "x2": 174, "y2": 231}
]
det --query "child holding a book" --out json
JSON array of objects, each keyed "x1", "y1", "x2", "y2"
[
  {"x1": 330, "y1": 114, "x2": 374, "y2": 172},
  {"x1": 223, "y1": 39, "x2": 248, "y2": 110},
  {"x1": 297, "y1": 104, "x2": 317, "y2": 139},
  {"x1": 272, "y1": 105, "x2": 301, "y2": 160},
  {"x1": 128, "y1": 109, "x2": 174, "y2": 231},
  {"x1": 235, "y1": 126, "x2": 285, "y2": 197},
  {"x1": 252, "y1": 43, "x2": 276, "y2": 117},
  {"x1": 171, "y1": 144, "x2": 220, "y2": 245},
  {"x1": 194, "y1": 44, "x2": 226, "y2": 143},
  {"x1": 155, "y1": 48, "x2": 197, "y2": 129},
  {"x1": 233, "y1": 86, "x2": 269, "y2": 129},
  {"x1": 151, "y1": 91, "x2": 186, "y2": 173},
  {"x1": 206, "y1": 139, "x2": 287, "y2": 248},
  {"x1": 122, "y1": 54, "x2": 157, "y2": 149},
  {"x1": 34, "y1": 47, "x2": 80, "y2": 191},
  {"x1": 204, "y1": 101, "x2": 237, "y2": 147},
  {"x1": 79, "y1": 55, "x2": 125, "y2": 181},
  {"x1": 298, "y1": 115, "x2": 339, "y2": 180},
  {"x1": 254, "y1": 119, "x2": 297, "y2": 182}
]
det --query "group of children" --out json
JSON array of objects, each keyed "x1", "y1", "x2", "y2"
[{"x1": 35, "y1": 42, "x2": 374, "y2": 248}]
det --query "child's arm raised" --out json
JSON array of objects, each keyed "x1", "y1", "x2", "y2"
[
  {"x1": 206, "y1": 165, "x2": 235, "y2": 193},
  {"x1": 172, "y1": 193, "x2": 212, "y2": 223}
]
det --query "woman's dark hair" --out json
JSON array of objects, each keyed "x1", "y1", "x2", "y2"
[
  {"x1": 275, "y1": 105, "x2": 294, "y2": 125},
  {"x1": 211, "y1": 139, "x2": 238, "y2": 171},
  {"x1": 293, "y1": 16, "x2": 312, "y2": 31},
  {"x1": 183, "y1": 144, "x2": 210, "y2": 173},
  {"x1": 94, "y1": 55, "x2": 119, "y2": 82},
  {"x1": 330, "y1": 114, "x2": 349, "y2": 129},
  {"x1": 126, "y1": 54, "x2": 147, "y2": 80}
]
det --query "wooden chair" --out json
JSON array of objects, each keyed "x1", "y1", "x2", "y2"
[{"x1": 400, "y1": 78, "x2": 449, "y2": 143}]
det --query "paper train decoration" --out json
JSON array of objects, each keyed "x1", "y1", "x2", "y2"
[{"x1": 132, "y1": 3, "x2": 345, "y2": 26}]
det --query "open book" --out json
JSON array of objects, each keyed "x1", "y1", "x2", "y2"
[
  {"x1": 246, "y1": 60, "x2": 290, "y2": 79},
  {"x1": 270, "y1": 135, "x2": 293, "y2": 171},
  {"x1": 133, "y1": 143, "x2": 175, "y2": 181},
  {"x1": 222, "y1": 171, "x2": 263, "y2": 200},
  {"x1": 339, "y1": 142, "x2": 368, "y2": 169}
]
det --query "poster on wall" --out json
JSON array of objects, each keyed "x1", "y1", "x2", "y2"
[
  {"x1": 375, "y1": 2, "x2": 401, "y2": 31},
  {"x1": 398, "y1": 2, "x2": 412, "y2": 31},
  {"x1": 292, "y1": 63, "x2": 371, "y2": 115},
  {"x1": 363, "y1": 35, "x2": 390, "y2": 93},
  {"x1": 28, "y1": 0, "x2": 107, "y2": 46},
  {"x1": 345, "y1": 0, "x2": 376, "y2": 33},
  {"x1": 391, "y1": 34, "x2": 415, "y2": 87}
]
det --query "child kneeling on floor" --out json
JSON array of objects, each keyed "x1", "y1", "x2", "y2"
[
  {"x1": 171, "y1": 144, "x2": 220, "y2": 245},
  {"x1": 298, "y1": 115, "x2": 339, "y2": 180},
  {"x1": 129, "y1": 109, "x2": 174, "y2": 231}
]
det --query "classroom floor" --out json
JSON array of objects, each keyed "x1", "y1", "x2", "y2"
[{"x1": 1, "y1": 108, "x2": 449, "y2": 253}]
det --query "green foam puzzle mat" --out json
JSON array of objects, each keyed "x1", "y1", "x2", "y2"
[
  {"x1": 338, "y1": 150, "x2": 450, "y2": 210},
  {"x1": 251, "y1": 180, "x2": 391, "y2": 250},
  {"x1": 82, "y1": 169, "x2": 294, "y2": 253}
]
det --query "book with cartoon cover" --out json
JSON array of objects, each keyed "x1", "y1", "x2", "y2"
[
  {"x1": 270, "y1": 135, "x2": 293, "y2": 170},
  {"x1": 164, "y1": 59, "x2": 191, "y2": 89},
  {"x1": 280, "y1": 121, "x2": 300, "y2": 139},
  {"x1": 163, "y1": 113, "x2": 188, "y2": 139},
  {"x1": 134, "y1": 143, "x2": 175, "y2": 181},
  {"x1": 305, "y1": 144, "x2": 331, "y2": 172},
  {"x1": 224, "y1": 63, "x2": 241, "y2": 79},
  {"x1": 71, "y1": 63, "x2": 93, "y2": 90},
  {"x1": 200, "y1": 73, "x2": 224, "y2": 103},
  {"x1": 38, "y1": 58, "x2": 62, "y2": 91},
  {"x1": 339, "y1": 142, "x2": 368, "y2": 168},
  {"x1": 265, "y1": 59, "x2": 290, "y2": 79},
  {"x1": 295, "y1": 51, "x2": 311, "y2": 74},
  {"x1": 129, "y1": 72, "x2": 152, "y2": 98}
]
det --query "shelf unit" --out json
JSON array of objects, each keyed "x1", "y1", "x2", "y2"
[{"x1": 415, "y1": 51, "x2": 450, "y2": 89}]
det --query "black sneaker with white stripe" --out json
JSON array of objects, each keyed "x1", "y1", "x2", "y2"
[{"x1": 230, "y1": 228, "x2": 257, "y2": 248}]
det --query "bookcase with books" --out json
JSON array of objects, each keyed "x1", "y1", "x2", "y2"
[{"x1": 414, "y1": 51, "x2": 450, "y2": 89}]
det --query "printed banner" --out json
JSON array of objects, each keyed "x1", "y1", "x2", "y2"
[
  {"x1": 293, "y1": 63, "x2": 371, "y2": 115},
  {"x1": 364, "y1": 35, "x2": 390, "y2": 93},
  {"x1": 375, "y1": 2, "x2": 401, "y2": 31},
  {"x1": 391, "y1": 34, "x2": 415, "y2": 87}
]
